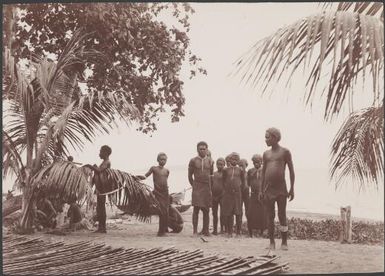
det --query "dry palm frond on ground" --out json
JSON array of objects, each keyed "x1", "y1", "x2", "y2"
[{"x1": 3, "y1": 234, "x2": 289, "y2": 275}]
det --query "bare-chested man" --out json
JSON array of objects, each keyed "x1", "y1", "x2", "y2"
[
  {"x1": 262, "y1": 128, "x2": 295, "y2": 250},
  {"x1": 139, "y1": 153, "x2": 170, "y2": 237},
  {"x1": 86, "y1": 145, "x2": 112, "y2": 233},
  {"x1": 188, "y1": 141, "x2": 214, "y2": 236}
]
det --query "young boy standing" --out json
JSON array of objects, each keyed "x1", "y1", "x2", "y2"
[
  {"x1": 211, "y1": 158, "x2": 226, "y2": 235},
  {"x1": 139, "y1": 153, "x2": 170, "y2": 237},
  {"x1": 221, "y1": 152, "x2": 245, "y2": 237},
  {"x1": 262, "y1": 128, "x2": 295, "y2": 250}
]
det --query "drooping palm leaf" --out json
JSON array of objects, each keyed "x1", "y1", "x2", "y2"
[
  {"x1": 323, "y1": 2, "x2": 384, "y2": 17},
  {"x1": 2, "y1": 131, "x2": 25, "y2": 183},
  {"x1": 330, "y1": 104, "x2": 384, "y2": 189},
  {"x1": 93, "y1": 168, "x2": 160, "y2": 222},
  {"x1": 30, "y1": 161, "x2": 92, "y2": 203},
  {"x1": 234, "y1": 11, "x2": 384, "y2": 120}
]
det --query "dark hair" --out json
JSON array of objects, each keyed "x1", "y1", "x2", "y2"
[
  {"x1": 196, "y1": 141, "x2": 208, "y2": 149},
  {"x1": 101, "y1": 145, "x2": 112, "y2": 156},
  {"x1": 67, "y1": 156, "x2": 74, "y2": 162}
]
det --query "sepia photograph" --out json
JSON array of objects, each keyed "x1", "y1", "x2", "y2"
[{"x1": 2, "y1": 2, "x2": 384, "y2": 275}]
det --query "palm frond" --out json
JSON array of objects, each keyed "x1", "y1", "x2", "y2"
[
  {"x1": 322, "y1": 2, "x2": 384, "y2": 17},
  {"x1": 330, "y1": 104, "x2": 384, "y2": 190},
  {"x1": 30, "y1": 161, "x2": 92, "y2": 203},
  {"x1": 2, "y1": 131, "x2": 26, "y2": 183},
  {"x1": 94, "y1": 168, "x2": 160, "y2": 222},
  {"x1": 234, "y1": 11, "x2": 384, "y2": 120}
]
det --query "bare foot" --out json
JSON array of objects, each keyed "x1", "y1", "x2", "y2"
[
  {"x1": 265, "y1": 242, "x2": 275, "y2": 250},
  {"x1": 280, "y1": 243, "x2": 288, "y2": 251}
]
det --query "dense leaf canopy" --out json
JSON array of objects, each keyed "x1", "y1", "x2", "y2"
[{"x1": 6, "y1": 3, "x2": 205, "y2": 133}]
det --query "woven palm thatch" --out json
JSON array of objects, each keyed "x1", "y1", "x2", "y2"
[{"x1": 3, "y1": 234, "x2": 289, "y2": 275}]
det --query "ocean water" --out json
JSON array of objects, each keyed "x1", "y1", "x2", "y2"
[
  {"x1": 139, "y1": 166, "x2": 384, "y2": 221},
  {"x1": 4, "y1": 166, "x2": 383, "y2": 221}
]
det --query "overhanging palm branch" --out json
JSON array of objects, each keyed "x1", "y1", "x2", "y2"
[
  {"x1": 2, "y1": 130, "x2": 26, "y2": 184},
  {"x1": 234, "y1": 10, "x2": 384, "y2": 120},
  {"x1": 94, "y1": 168, "x2": 160, "y2": 222},
  {"x1": 330, "y1": 104, "x2": 384, "y2": 190},
  {"x1": 323, "y1": 2, "x2": 384, "y2": 17}
]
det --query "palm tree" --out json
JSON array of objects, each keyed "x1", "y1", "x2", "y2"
[
  {"x1": 234, "y1": 2, "x2": 384, "y2": 190},
  {"x1": 2, "y1": 21, "x2": 146, "y2": 230}
]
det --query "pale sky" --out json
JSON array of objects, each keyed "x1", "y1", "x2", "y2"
[
  {"x1": 3, "y1": 3, "x2": 383, "y2": 219},
  {"x1": 72, "y1": 3, "x2": 352, "y2": 172}
]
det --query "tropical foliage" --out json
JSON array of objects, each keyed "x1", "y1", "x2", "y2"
[
  {"x1": 3, "y1": 3, "x2": 199, "y2": 230},
  {"x1": 5, "y1": 2, "x2": 205, "y2": 133},
  {"x1": 94, "y1": 169, "x2": 160, "y2": 221},
  {"x1": 242, "y1": 217, "x2": 384, "y2": 245},
  {"x1": 234, "y1": 2, "x2": 384, "y2": 189}
]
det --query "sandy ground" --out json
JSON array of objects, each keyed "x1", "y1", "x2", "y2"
[{"x1": 25, "y1": 208, "x2": 384, "y2": 274}]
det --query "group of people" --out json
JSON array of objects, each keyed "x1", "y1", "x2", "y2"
[
  {"x1": 91, "y1": 127, "x2": 295, "y2": 250},
  {"x1": 187, "y1": 127, "x2": 295, "y2": 250}
]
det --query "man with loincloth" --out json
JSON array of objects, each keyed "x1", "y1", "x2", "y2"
[
  {"x1": 87, "y1": 145, "x2": 112, "y2": 233},
  {"x1": 222, "y1": 152, "x2": 246, "y2": 237},
  {"x1": 211, "y1": 157, "x2": 226, "y2": 235},
  {"x1": 262, "y1": 128, "x2": 295, "y2": 250},
  {"x1": 246, "y1": 154, "x2": 266, "y2": 237},
  {"x1": 139, "y1": 152, "x2": 170, "y2": 236},
  {"x1": 188, "y1": 141, "x2": 214, "y2": 236}
]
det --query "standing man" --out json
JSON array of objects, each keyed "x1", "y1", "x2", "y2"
[
  {"x1": 188, "y1": 141, "x2": 214, "y2": 236},
  {"x1": 261, "y1": 128, "x2": 295, "y2": 250},
  {"x1": 86, "y1": 145, "x2": 112, "y2": 234}
]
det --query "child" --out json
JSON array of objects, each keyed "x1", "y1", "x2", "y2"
[
  {"x1": 246, "y1": 154, "x2": 266, "y2": 237},
  {"x1": 225, "y1": 154, "x2": 232, "y2": 167},
  {"x1": 221, "y1": 152, "x2": 245, "y2": 237},
  {"x1": 211, "y1": 158, "x2": 226, "y2": 235},
  {"x1": 139, "y1": 152, "x2": 170, "y2": 237},
  {"x1": 262, "y1": 128, "x2": 295, "y2": 250},
  {"x1": 238, "y1": 158, "x2": 249, "y2": 223},
  {"x1": 86, "y1": 145, "x2": 112, "y2": 233},
  {"x1": 168, "y1": 195, "x2": 184, "y2": 233}
]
